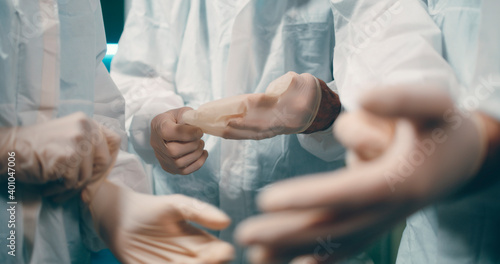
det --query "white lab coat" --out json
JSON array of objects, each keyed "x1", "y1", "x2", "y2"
[
  {"x1": 111, "y1": 0, "x2": 347, "y2": 263},
  {"x1": 397, "y1": 1, "x2": 500, "y2": 263},
  {"x1": 0, "y1": 0, "x2": 150, "y2": 263},
  {"x1": 330, "y1": 0, "x2": 500, "y2": 263}
]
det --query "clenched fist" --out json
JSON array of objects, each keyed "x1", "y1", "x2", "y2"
[{"x1": 150, "y1": 107, "x2": 208, "y2": 175}]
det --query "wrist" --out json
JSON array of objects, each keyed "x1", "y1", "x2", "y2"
[
  {"x1": 302, "y1": 78, "x2": 342, "y2": 134},
  {"x1": 83, "y1": 180, "x2": 127, "y2": 242},
  {"x1": 459, "y1": 112, "x2": 500, "y2": 194}
]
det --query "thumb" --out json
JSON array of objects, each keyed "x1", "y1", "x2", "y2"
[
  {"x1": 334, "y1": 111, "x2": 394, "y2": 161},
  {"x1": 171, "y1": 195, "x2": 231, "y2": 230},
  {"x1": 175, "y1": 107, "x2": 194, "y2": 125},
  {"x1": 360, "y1": 85, "x2": 455, "y2": 121}
]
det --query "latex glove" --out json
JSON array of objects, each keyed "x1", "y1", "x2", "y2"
[
  {"x1": 335, "y1": 110, "x2": 395, "y2": 167},
  {"x1": 82, "y1": 180, "x2": 234, "y2": 264},
  {"x1": 182, "y1": 72, "x2": 341, "y2": 140},
  {"x1": 0, "y1": 112, "x2": 120, "y2": 197},
  {"x1": 150, "y1": 107, "x2": 208, "y2": 175},
  {"x1": 236, "y1": 86, "x2": 495, "y2": 263}
]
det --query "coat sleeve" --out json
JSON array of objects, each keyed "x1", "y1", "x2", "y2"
[
  {"x1": 329, "y1": 0, "x2": 464, "y2": 111},
  {"x1": 110, "y1": 0, "x2": 191, "y2": 163},
  {"x1": 296, "y1": 80, "x2": 346, "y2": 162},
  {"x1": 472, "y1": 0, "x2": 500, "y2": 120},
  {"x1": 80, "y1": 1, "x2": 152, "y2": 252}
]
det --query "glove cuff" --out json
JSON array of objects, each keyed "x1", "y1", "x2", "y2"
[{"x1": 301, "y1": 78, "x2": 342, "y2": 134}]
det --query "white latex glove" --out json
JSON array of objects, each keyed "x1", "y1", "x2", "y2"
[
  {"x1": 236, "y1": 86, "x2": 494, "y2": 264},
  {"x1": 0, "y1": 112, "x2": 120, "y2": 198},
  {"x1": 150, "y1": 107, "x2": 208, "y2": 175},
  {"x1": 182, "y1": 72, "x2": 340, "y2": 140},
  {"x1": 82, "y1": 180, "x2": 234, "y2": 264}
]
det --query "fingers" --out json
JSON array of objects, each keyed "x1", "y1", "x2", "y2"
[
  {"x1": 360, "y1": 85, "x2": 455, "y2": 120},
  {"x1": 151, "y1": 108, "x2": 208, "y2": 174},
  {"x1": 153, "y1": 110, "x2": 203, "y2": 142},
  {"x1": 197, "y1": 240, "x2": 235, "y2": 264},
  {"x1": 170, "y1": 142, "x2": 205, "y2": 167},
  {"x1": 158, "y1": 143, "x2": 208, "y2": 175},
  {"x1": 236, "y1": 209, "x2": 335, "y2": 246},
  {"x1": 170, "y1": 194, "x2": 231, "y2": 230},
  {"x1": 238, "y1": 205, "x2": 392, "y2": 247},
  {"x1": 237, "y1": 206, "x2": 398, "y2": 264},
  {"x1": 257, "y1": 166, "x2": 391, "y2": 213},
  {"x1": 226, "y1": 118, "x2": 270, "y2": 132},
  {"x1": 177, "y1": 150, "x2": 208, "y2": 175},
  {"x1": 165, "y1": 140, "x2": 203, "y2": 159},
  {"x1": 166, "y1": 123, "x2": 204, "y2": 142},
  {"x1": 220, "y1": 94, "x2": 281, "y2": 140},
  {"x1": 221, "y1": 125, "x2": 276, "y2": 140},
  {"x1": 334, "y1": 111, "x2": 394, "y2": 161}
]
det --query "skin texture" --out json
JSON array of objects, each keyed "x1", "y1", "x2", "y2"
[
  {"x1": 150, "y1": 107, "x2": 208, "y2": 175},
  {"x1": 235, "y1": 85, "x2": 499, "y2": 264}
]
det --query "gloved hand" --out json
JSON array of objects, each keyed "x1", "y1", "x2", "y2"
[
  {"x1": 0, "y1": 112, "x2": 120, "y2": 197},
  {"x1": 150, "y1": 107, "x2": 208, "y2": 175},
  {"x1": 235, "y1": 85, "x2": 495, "y2": 264},
  {"x1": 82, "y1": 180, "x2": 234, "y2": 264},
  {"x1": 182, "y1": 72, "x2": 341, "y2": 140}
]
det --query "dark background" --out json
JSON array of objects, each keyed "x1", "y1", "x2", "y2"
[{"x1": 101, "y1": 0, "x2": 125, "y2": 43}]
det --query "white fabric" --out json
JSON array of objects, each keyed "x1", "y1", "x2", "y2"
[
  {"x1": 329, "y1": 0, "x2": 500, "y2": 263},
  {"x1": 0, "y1": 0, "x2": 150, "y2": 263},
  {"x1": 396, "y1": 1, "x2": 500, "y2": 264},
  {"x1": 330, "y1": 0, "x2": 462, "y2": 111},
  {"x1": 111, "y1": 1, "x2": 346, "y2": 262}
]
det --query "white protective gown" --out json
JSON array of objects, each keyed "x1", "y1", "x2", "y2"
[
  {"x1": 396, "y1": 1, "x2": 500, "y2": 263},
  {"x1": 111, "y1": 0, "x2": 346, "y2": 263},
  {"x1": 0, "y1": 0, "x2": 150, "y2": 263},
  {"x1": 330, "y1": 0, "x2": 500, "y2": 263}
]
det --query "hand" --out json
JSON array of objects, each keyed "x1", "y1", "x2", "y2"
[
  {"x1": 85, "y1": 180, "x2": 234, "y2": 264},
  {"x1": 0, "y1": 112, "x2": 120, "y2": 197},
  {"x1": 182, "y1": 72, "x2": 341, "y2": 140},
  {"x1": 150, "y1": 107, "x2": 208, "y2": 175},
  {"x1": 235, "y1": 86, "x2": 490, "y2": 263}
]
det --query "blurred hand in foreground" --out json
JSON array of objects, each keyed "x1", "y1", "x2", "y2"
[
  {"x1": 83, "y1": 180, "x2": 234, "y2": 264},
  {"x1": 235, "y1": 85, "x2": 500, "y2": 263}
]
